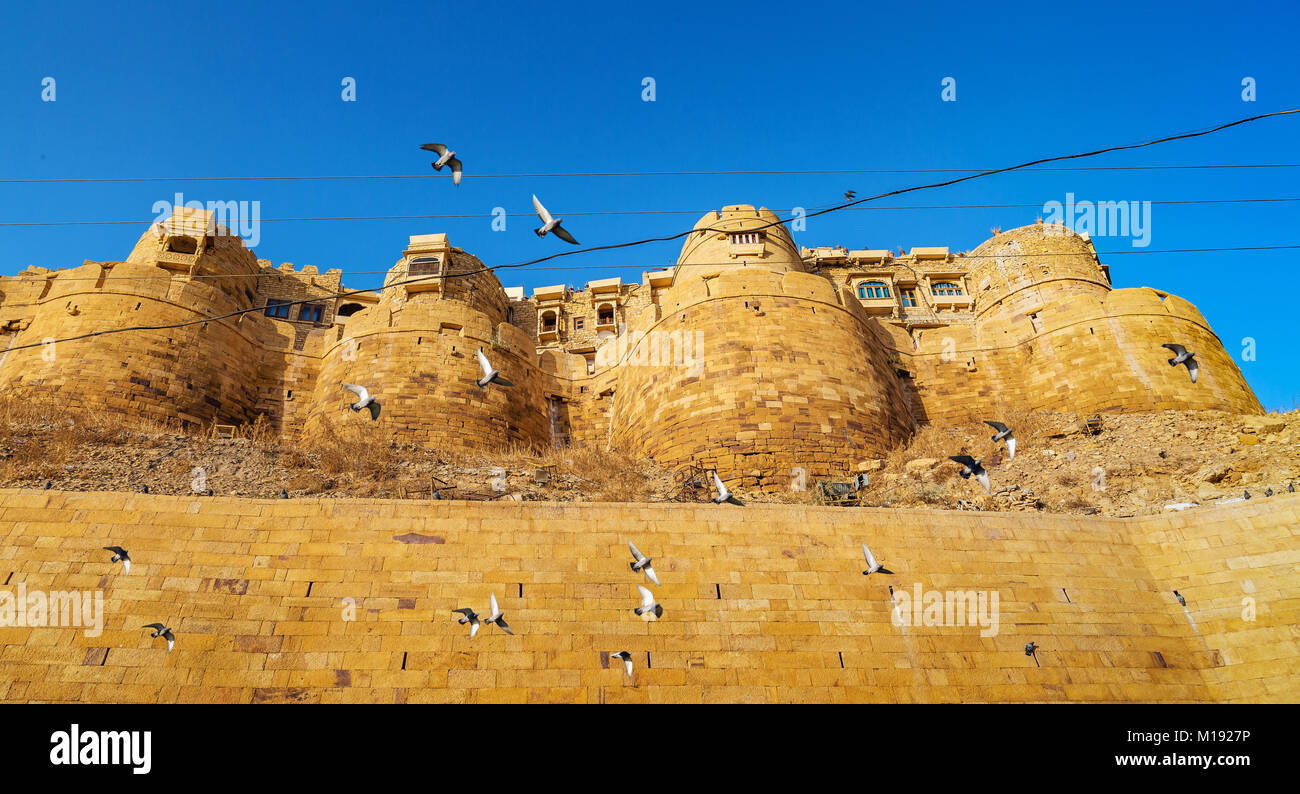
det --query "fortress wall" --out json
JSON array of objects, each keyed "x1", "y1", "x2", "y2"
[
  {"x1": 610, "y1": 269, "x2": 914, "y2": 490},
  {"x1": 303, "y1": 296, "x2": 550, "y2": 451},
  {"x1": 1130, "y1": 498, "x2": 1300, "y2": 703},
  {"x1": 0, "y1": 262, "x2": 267, "y2": 427},
  {"x1": 1, "y1": 489, "x2": 1294, "y2": 703}
]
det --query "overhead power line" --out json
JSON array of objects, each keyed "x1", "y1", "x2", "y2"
[
  {"x1": 2, "y1": 106, "x2": 1296, "y2": 354},
  {"x1": 2, "y1": 163, "x2": 1300, "y2": 184},
  {"x1": 2, "y1": 196, "x2": 1298, "y2": 228}
]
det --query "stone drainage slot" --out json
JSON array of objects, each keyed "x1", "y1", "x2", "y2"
[
  {"x1": 517, "y1": 583, "x2": 523, "y2": 599},
  {"x1": 1152, "y1": 651, "x2": 1167, "y2": 669},
  {"x1": 100, "y1": 649, "x2": 109, "y2": 667},
  {"x1": 2, "y1": 572, "x2": 11, "y2": 586},
  {"x1": 715, "y1": 584, "x2": 721, "y2": 600},
  {"x1": 305, "y1": 582, "x2": 313, "y2": 597},
  {"x1": 645, "y1": 652, "x2": 652, "y2": 669},
  {"x1": 402, "y1": 652, "x2": 408, "y2": 671},
  {"x1": 1062, "y1": 588, "x2": 1071, "y2": 603},
  {"x1": 838, "y1": 652, "x2": 844, "y2": 669}
]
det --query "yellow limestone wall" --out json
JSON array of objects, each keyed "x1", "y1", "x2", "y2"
[{"x1": 1, "y1": 490, "x2": 1295, "y2": 703}]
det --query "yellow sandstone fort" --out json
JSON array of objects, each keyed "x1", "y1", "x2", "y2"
[
  {"x1": 0, "y1": 205, "x2": 1293, "y2": 705},
  {"x1": 0, "y1": 205, "x2": 1262, "y2": 490}
]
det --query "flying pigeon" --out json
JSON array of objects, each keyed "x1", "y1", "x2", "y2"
[
  {"x1": 861, "y1": 542, "x2": 893, "y2": 575},
  {"x1": 1174, "y1": 590, "x2": 1186, "y2": 607},
  {"x1": 627, "y1": 541, "x2": 660, "y2": 586},
  {"x1": 484, "y1": 592, "x2": 513, "y2": 635},
  {"x1": 949, "y1": 455, "x2": 991, "y2": 493},
  {"x1": 844, "y1": 190, "x2": 856, "y2": 200},
  {"x1": 635, "y1": 585, "x2": 663, "y2": 619},
  {"x1": 103, "y1": 546, "x2": 131, "y2": 576},
  {"x1": 452, "y1": 607, "x2": 481, "y2": 638},
  {"x1": 475, "y1": 348, "x2": 515, "y2": 389},
  {"x1": 984, "y1": 420, "x2": 1016, "y2": 460},
  {"x1": 532, "y1": 195, "x2": 580, "y2": 245},
  {"x1": 711, "y1": 470, "x2": 743, "y2": 505},
  {"x1": 1162, "y1": 344, "x2": 1198, "y2": 383},
  {"x1": 342, "y1": 383, "x2": 381, "y2": 420},
  {"x1": 419, "y1": 143, "x2": 463, "y2": 185},
  {"x1": 142, "y1": 623, "x2": 175, "y2": 653},
  {"x1": 610, "y1": 650, "x2": 634, "y2": 679}
]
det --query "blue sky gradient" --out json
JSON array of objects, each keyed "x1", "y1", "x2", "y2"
[{"x1": 1, "y1": 0, "x2": 1297, "y2": 408}]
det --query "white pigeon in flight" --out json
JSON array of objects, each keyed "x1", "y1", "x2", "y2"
[
  {"x1": 610, "y1": 650, "x2": 634, "y2": 679},
  {"x1": 103, "y1": 545, "x2": 130, "y2": 576},
  {"x1": 984, "y1": 420, "x2": 1016, "y2": 460},
  {"x1": 949, "y1": 455, "x2": 991, "y2": 494},
  {"x1": 342, "y1": 383, "x2": 381, "y2": 420},
  {"x1": 1162, "y1": 344, "x2": 1198, "y2": 383},
  {"x1": 627, "y1": 541, "x2": 660, "y2": 586},
  {"x1": 142, "y1": 623, "x2": 175, "y2": 653},
  {"x1": 452, "y1": 607, "x2": 481, "y2": 638},
  {"x1": 635, "y1": 585, "x2": 663, "y2": 619},
  {"x1": 861, "y1": 542, "x2": 893, "y2": 575},
  {"x1": 484, "y1": 592, "x2": 513, "y2": 635},
  {"x1": 420, "y1": 143, "x2": 463, "y2": 185},
  {"x1": 532, "y1": 194, "x2": 580, "y2": 245},
  {"x1": 711, "y1": 470, "x2": 743, "y2": 506},
  {"x1": 475, "y1": 348, "x2": 515, "y2": 389}
]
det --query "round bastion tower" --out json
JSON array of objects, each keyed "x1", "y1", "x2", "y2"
[
  {"x1": 0, "y1": 208, "x2": 266, "y2": 427},
  {"x1": 303, "y1": 233, "x2": 551, "y2": 450},
  {"x1": 968, "y1": 222, "x2": 1261, "y2": 415},
  {"x1": 609, "y1": 206, "x2": 914, "y2": 492}
]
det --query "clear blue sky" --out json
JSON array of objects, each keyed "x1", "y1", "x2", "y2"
[{"x1": 1, "y1": 0, "x2": 1297, "y2": 409}]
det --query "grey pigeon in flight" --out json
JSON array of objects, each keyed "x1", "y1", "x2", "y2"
[
  {"x1": 861, "y1": 542, "x2": 893, "y2": 575},
  {"x1": 484, "y1": 593, "x2": 513, "y2": 635},
  {"x1": 420, "y1": 143, "x2": 463, "y2": 185},
  {"x1": 627, "y1": 541, "x2": 660, "y2": 586},
  {"x1": 1162, "y1": 344, "x2": 1198, "y2": 383},
  {"x1": 532, "y1": 195, "x2": 580, "y2": 245},
  {"x1": 984, "y1": 420, "x2": 1016, "y2": 460},
  {"x1": 711, "y1": 470, "x2": 743, "y2": 506},
  {"x1": 342, "y1": 383, "x2": 381, "y2": 420},
  {"x1": 103, "y1": 546, "x2": 131, "y2": 576},
  {"x1": 475, "y1": 348, "x2": 515, "y2": 389},
  {"x1": 949, "y1": 455, "x2": 991, "y2": 493},
  {"x1": 635, "y1": 585, "x2": 663, "y2": 619},
  {"x1": 142, "y1": 623, "x2": 175, "y2": 653},
  {"x1": 610, "y1": 650, "x2": 634, "y2": 678},
  {"x1": 452, "y1": 607, "x2": 481, "y2": 638}
]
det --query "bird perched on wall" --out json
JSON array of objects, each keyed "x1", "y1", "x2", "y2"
[
  {"x1": 861, "y1": 542, "x2": 893, "y2": 575},
  {"x1": 1244, "y1": 490, "x2": 1252, "y2": 499},
  {"x1": 949, "y1": 455, "x2": 991, "y2": 493},
  {"x1": 475, "y1": 348, "x2": 515, "y2": 389},
  {"x1": 984, "y1": 420, "x2": 1016, "y2": 460},
  {"x1": 710, "y1": 471, "x2": 743, "y2": 505},
  {"x1": 1174, "y1": 590, "x2": 1186, "y2": 607},
  {"x1": 1265, "y1": 487, "x2": 1274, "y2": 497},
  {"x1": 140, "y1": 485, "x2": 149, "y2": 494},
  {"x1": 484, "y1": 593, "x2": 513, "y2": 635},
  {"x1": 532, "y1": 195, "x2": 580, "y2": 245},
  {"x1": 342, "y1": 383, "x2": 381, "y2": 420},
  {"x1": 103, "y1": 546, "x2": 131, "y2": 576},
  {"x1": 452, "y1": 606, "x2": 481, "y2": 638},
  {"x1": 419, "y1": 143, "x2": 463, "y2": 185},
  {"x1": 610, "y1": 650, "x2": 635, "y2": 679},
  {"x1": 280, "y1": 489, "x2": 289, "y2": 499},
  {"x1": 43, "y1": 480, "x2": 52, "y2": 490},
  {"x1": 1162, "y1": 344, "x2": 1198, "y2": 383},
  {"x1": 142, "y1": 623, "x2": 175, "y2": 653},
  {"x1": 635, "y1": 585, "x2": 663, "y2": 619},
  {"x1": 1024, "y1": 642, "x2": 1038, "y2": 656},
  {"x1": 627, "y1": 541, "x2": 660, "y2": 586},
  {"x1": 1290, "y1": 483, "x2": 1296, "y2": 493}
]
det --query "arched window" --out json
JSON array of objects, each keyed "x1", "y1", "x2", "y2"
[
  {"x1": 336, "y1": 302, "x2": 364, "y2": 317},
  {"x1": 408, "y1": 256, "x2": 441, "y2": 277},
  {"x1": 857, "y1": 280, "x2": 891, "y2": 299},
  {"x1": 597, "y1": 303, "x2": 615, "y2": 326},
  {"x1": 932, "y1": 281, "x2": 963, "y2": 296}
]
